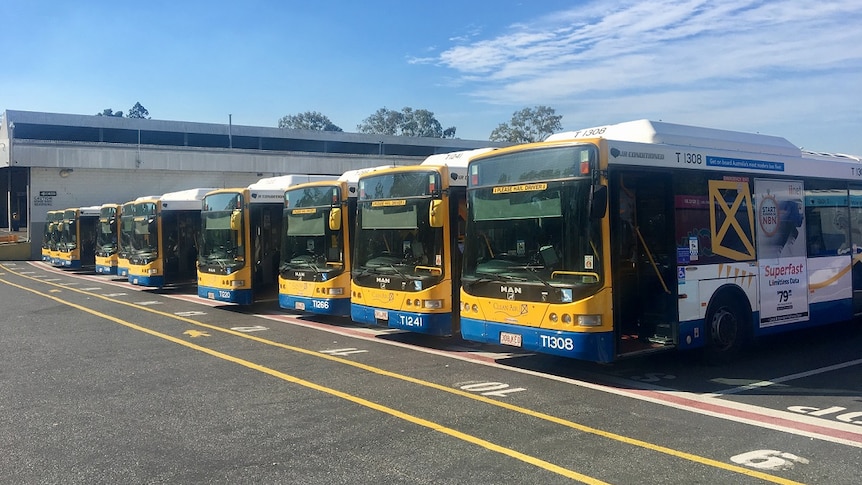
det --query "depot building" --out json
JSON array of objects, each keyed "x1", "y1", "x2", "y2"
[{"x1": 1, "y1": 110, "x2": 499, "y2": 259}]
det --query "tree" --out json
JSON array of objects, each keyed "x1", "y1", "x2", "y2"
[
  {"x1": 127, "y1": 102, "x2": 150, "y2": 119},
  {"x1": 97, "y1": 108, "x2": 123, "y2": 117},
  {"x1": 489, "y1": 106, "x2": 563, "y2": 143},
  {"x1": 357, "y1": 107, "x2": 456, "y2": 138},
  {"x1": 278, "y1": 111, "x2": 343, "y2": 131}
]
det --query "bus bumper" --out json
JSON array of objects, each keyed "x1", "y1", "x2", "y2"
[
  {"x1": 460, "y1": 317, "x2": 614, "y2": 363},
  {"x1": 95, "y1": 264, "x2": 117, "y2": 275},
  {"x1": 351, "y1": 304, "x2": 453, "y2": 336},
  {"x1": 280, "y1": 294, "x2": 350, "y2": 316},
  {"x1": 129, "y1": 274, "x2": 164, "y2": 288},
  {"x1": 60, "y1": 259, "x2": 80, "y2": 269},
  {"x1": 198, "y1": 285, "x2": 253, "y2": 305}
]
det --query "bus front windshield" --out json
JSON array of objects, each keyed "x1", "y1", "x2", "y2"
[
  {"x1": 463, "y1": 146, "x2": 603, "y2": 303},
  {"x1": 49, "y1": 214, "x2": 61, "y2": 251},
  {"x1": 353, "y1": 170, "x2": 445, "y2": 288},
  {"x1": 119, "y1": 205, "x2": 134, "y2": 259},
  {"x1": 59, "y1": 210, "x2": 77, "y2": 252},
  {"x1": 280, "y1": 185, "x2": 345, "y2": 280},
  {"x1": 97, "y1": 208, "x2": 118, "y2": 256},
  {"x1": 131, "y1": 202, "x2": 158, "y2": 261},
  {"x1": 199, "y1": 192, "x2": 244, "y2": 272},
  {"x1": 42, "y1": 213, "x2": 55, "y2": 250}
]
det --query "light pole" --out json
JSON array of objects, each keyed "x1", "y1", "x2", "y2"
[{"x1": 6, "y1": 122, "x2": 12, "y2": 232}]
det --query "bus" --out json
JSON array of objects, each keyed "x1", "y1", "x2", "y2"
[
  {"x1": 279, "y1": 166, "x2": 392, "y2": 316},
  {"x1": 117, "y1": 200, "x2": 136, "y2": 278},
  {"x1": 459, "y1": 119, "x2": 862, "y2": 363},
  {"x1": 55, "y1": 206, "x2": 100, "y2": 269},
  {"x1": 350, "y1": 149, "x2": 494, "y2": 335},
  {"x1": 128, "y1": 188, "x2": 213, "y2": 288},
  {"x1": 95, "y1": 203, "x2": 121, "y2": 275},
  {"x1": 42, "y1": 209, "x2": 63, "y2": 262},
  {"x1": 197, "y1": 175, "x2": 336, "y2": 305}
]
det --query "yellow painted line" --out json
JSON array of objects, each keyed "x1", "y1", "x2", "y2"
[
  {"x1": 2, "y1": 264, "x2": 805, "y2": 485},
  {"x1": 0, "y1": 276, "x2": 605, "y2": 484}
]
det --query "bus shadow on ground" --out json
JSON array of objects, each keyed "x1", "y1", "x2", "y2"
[{"x1": 485, "y1": 319, "x2": 862, "y2": 398}]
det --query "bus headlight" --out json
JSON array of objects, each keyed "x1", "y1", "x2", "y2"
[
  {"x1": 423, "y1": 299, "x2": 443, "y2": 309},
  {"x1": 327, "y1": 287, "x2": 344, "y2": 296},
  {"x1": 230, "y1": 280, "x2": 245, "y2": 287},
  {"x1": 577, "y1": 315, "x2": 602, "y2": 326},
  {"x1": 149, "y1": 268, "x2": 158, "y2": 274}
]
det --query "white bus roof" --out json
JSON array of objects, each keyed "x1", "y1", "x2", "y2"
[
  {"x1": 338, "y1": 165, "x2": 396, "y2": 183},
  {"x1": 78, "y1": 205, "x2": 102, "y2": 216},
  {"x1": 421, "y1": 148, "x2": 496, "y2": 186},
  {"x1": 338, "y1": 165, "x2": 397, "y2": 197},
  {"x1": 251, "y1": 174, "x2": 338, "y2": 190},
  {"x1": 247, "y1": 174, "x2": 339, "y2": 203},
  {"x1": 546, "y1": 119, "x2": 801, "y2": 157},
  {"x1": 159, "y1": 188, "x2": 216, "y2": 211}
]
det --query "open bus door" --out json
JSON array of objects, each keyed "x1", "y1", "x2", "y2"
[
  {"x1": 250, "y1": 202, "x2": 283, "y2": 296},
  {"x1": 611, "y1": 170, "x2": 678, "y2": 357},
  {"x1": 848, "y1": 186, "x2": 862, "y2": 315}
]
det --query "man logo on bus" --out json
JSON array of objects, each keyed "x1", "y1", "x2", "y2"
[
  {"x1": 759, "y1": 192, "x2": 779, "y2": 237},
  {"x1": 501, "y1": 285, "x2": 522, "y2": 300}
]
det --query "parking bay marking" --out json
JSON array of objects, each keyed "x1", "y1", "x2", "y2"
[
  {"x1": 320, "y1": 348, "x2": 369, "y2": 357},
  {"x1": 175, "y1": 311, "x2": 207, "y2": 317}
]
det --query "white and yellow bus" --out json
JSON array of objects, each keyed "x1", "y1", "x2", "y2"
[
  {"x1": 128, "y1": 188, "x2": 213, "y2": 288},
  {"x1": 55, "y1": 206, "x2": 101, "y2": 269},
  {"x1": 42, "y1": 210, "x2": 63, "y2": 263},
  {"x1": 350, "y1": 149, "x2": 494, "y2": 335},
  {"x1": 95, "y1": 203, "x2": 121, "y2": 275},
  {"x1": 459, "y1": 119, "x2": 862, "y2": 362},
  {"x1": 279, "y1": 166, "x2": 391, "y2": 316},
  {"x1": 197, "y1": 175, "x2": 335, "y2": 305}
]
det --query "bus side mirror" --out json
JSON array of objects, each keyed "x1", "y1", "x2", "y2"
[
  {"x1": 429, "y1": 199, "x2": 445, "y2": 228},
  {"x1": 591, "y1": 185, "x2": 607, "y2": 219},
  {"x1": 230, "y1": 209, "x2": 243, "y2": 248},
  {"x1": 230, "y1": 209, "x2": 242, "y2": 231},
  {"x1": 329, "y1": 207, "x2": 342, "y2": 231}
]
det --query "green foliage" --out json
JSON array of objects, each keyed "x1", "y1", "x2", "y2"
[
  {"x1": 127, "y1": 102, "x2": 150, "y2": 119},
  {"x1": 97, "y1": 108, "x2": 123, "y2": 117},
  {"x1": 357, "y1": 107, "x2": 456, "y2": 138},
  {"x1": 278, "y1": 111, "x2": 343, "y2": 131},
  {"x1": 489, "y1": 106, "x2": 563, "y2": 143}
]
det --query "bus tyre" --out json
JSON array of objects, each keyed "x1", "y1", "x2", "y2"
[{"x1": 704, "y1": 296, "x2": 749, "y2": 363}]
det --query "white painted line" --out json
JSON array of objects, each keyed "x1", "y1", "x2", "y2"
[
  {"x1": 710, "y1": 358, "x2": 862, "y2": 396},
  {"x1": 320, "y1": 348, "x2": 369, "y2": 356}
]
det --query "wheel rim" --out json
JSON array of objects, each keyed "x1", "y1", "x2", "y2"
[{"x1": 710, "y1": 307, "x2": 738, "y2": 350}]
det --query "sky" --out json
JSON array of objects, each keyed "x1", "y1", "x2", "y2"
[{"x1": 3, "y1": 0, "x2": 861, "y2": 154}]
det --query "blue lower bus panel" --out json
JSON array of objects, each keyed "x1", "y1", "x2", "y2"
[
  {"x1": 279, "y1": 294, "x2": 350, "y2": 316},
  {"x1": 95, "y1": 264, "x2": 117, "y2": 275},
  {"x1": 351, "y1": 304, "x2": 453, "y2": 336},
  {"x1": 198, "y1": 286, "x2": 253, "y2": 305},
  {"x1": 460, "y1": 317, "x2": 615, "y2": 363}
]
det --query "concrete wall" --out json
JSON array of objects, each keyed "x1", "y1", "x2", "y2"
[{"x1": 13, "y1": 140, "x2": 420, "y2": 175}]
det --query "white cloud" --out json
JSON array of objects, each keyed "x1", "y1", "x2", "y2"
[{"x1": 428, "y1": 0, "x2": 862, "y2": 152}]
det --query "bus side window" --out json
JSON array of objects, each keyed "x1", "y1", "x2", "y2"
[{"x1": 805, "y1": 210, "x2": 825, "y2": 256}]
